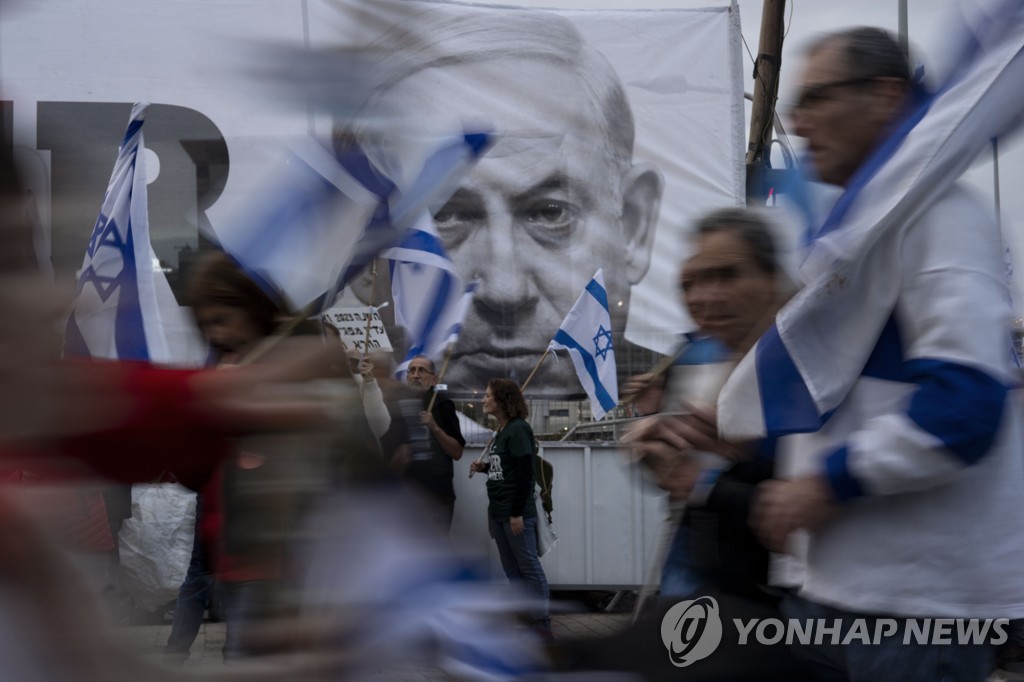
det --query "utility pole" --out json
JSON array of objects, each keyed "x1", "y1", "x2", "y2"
[
  {"x1": 898, "y1": 0, "x2": 909, "y2": 60},
  {"x1": 745, "y1": 0, "x2": 786, "y2": 205}
]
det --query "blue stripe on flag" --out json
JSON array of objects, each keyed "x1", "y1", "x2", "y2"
[
  {"x1": 397, "y1": 229, "x2": 448, "y2": 260},
  {"x1": 65, "y1": 103, "x2": 159, "y2": 362},
  {"x1": 756, "y1": 324, "x2": 825, "y2": 435},
  {"x1": 676, "y1": 333, "x2": 732, "y2": 366},
  {"x1": 585, "y1": 277, "x2": 608, "y2": 310},
  {"x1": 336, "y1": 145, "x2": 396, "y2": 201},
  {"x1": 444, "y1": 280, "x2": 477, "y2": 342},
  {"x1": 113, "y1": 222, "x2": 149, "y2": 360},
  {"x1": 552, "y1": 328, "x2": 616, "y2": 412},
  {"x1": 389, "y1": 133, "x2": 491, "y2": 225},
  {"x1": 407, "y1": 271, "x2": 455, "y2": 358},
  {"x1": 389, "y1": 224, "x2": 473, "y2": 370},
  {"x1": 122, "y1": 119, "x2": 144, "y2": 147},
  {"x1": 227, "y1": 159, "x2": 339, "y2": 302},
  {"x1": 219, "y1": 131, "x2": 489, "y2": 312},
  {"x1": 63, "y1": 311, "x2": 90, "y2": 357},
  {"x1": 342, "y1": 132, "x2": 490, "y2": 297}
]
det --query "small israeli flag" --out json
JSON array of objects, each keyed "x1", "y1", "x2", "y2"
[
  {"x1": 386, "y1": 215, "x2": 477, "y2": 379},
  {"x1": 548, "y1": 269, "x2": 618, "y2": 420},
  {"x1": 215, "y1": 131, "x2": 490, "y2": 312},
  {"x1": 64, "y1": 102, "x2": 196, "y2": 363}
]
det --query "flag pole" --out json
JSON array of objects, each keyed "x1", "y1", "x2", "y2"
[
  {"x1": 237, "y1": 300, "x2": 319, "y2": 366},
  {"x1": 620, "y1": 293, "x2": 785, "y2": 407},
  {"x1": 426, "y1": 341, "x2": 457, "y2": 413},
  {"x1": 519, "y1": 349, "x2": 551, "y2": 393},
  {"x1": 360, "y1": 260, "x2": 380, "y2": 360},
  {"x1": 619, "y1": 349, "x2": 682, "y2": 406},
  {"x1": 468, "y1": 431, "x2": 498, "y2": 479},
  {"x1": 237, "y1": 261, "x2": 380, "y2": 367}
]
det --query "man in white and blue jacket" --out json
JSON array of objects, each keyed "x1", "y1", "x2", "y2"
[{"x1": 722, "y1": 18, "x2": 1024, "y2": 681}]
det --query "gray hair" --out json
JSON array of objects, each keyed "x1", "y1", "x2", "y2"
[
  {"x1": 410, "y1": 354, "x2": 435, "y2": 373},
  {"x1": 341, "y1": 6, "x2": 636, "y2": 171},
  {"x1": 808, "y1": 27, "x2": 911, "y2": 83}
]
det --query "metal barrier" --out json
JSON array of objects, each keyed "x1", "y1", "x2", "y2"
[
  {"x1": 451, "y1": 442, "x2": 667, "y2": 589},
  {"x1": 559, "y1": 417, "x2": 638, "y2": 443}
]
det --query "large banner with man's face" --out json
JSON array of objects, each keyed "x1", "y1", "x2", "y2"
[{"x1": 2, "y1": 0, "x2": 744, "y2": 398}]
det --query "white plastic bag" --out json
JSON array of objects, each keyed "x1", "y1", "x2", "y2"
[
  {"x1": 535, "y1": 493, "x2": 558, "y2": 558},
  {"x1": 117, "y1": 483, "x2": 197, "y2": 611}
]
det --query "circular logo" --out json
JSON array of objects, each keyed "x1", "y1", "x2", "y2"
[{"x1": 660, "y1": 595, "x2": 723, "y2": 667}]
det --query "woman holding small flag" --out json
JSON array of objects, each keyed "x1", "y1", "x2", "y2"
[{"x1": 470, "y1": 378, "x2": 551, "y2": 638}]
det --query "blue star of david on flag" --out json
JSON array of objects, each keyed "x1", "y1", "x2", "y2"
[
  {"x1": 593, "y1": 325, "x2": 613, "y2": 361},
  {"x1": 549, "y1": 269, "x2": 619, "y2": 421},
  {"x1": 64, "y1": 102, "x2": 171, "y2": 362},
  {"x1": 75, "y1": 213, "x2": 133, "y2": 303}
]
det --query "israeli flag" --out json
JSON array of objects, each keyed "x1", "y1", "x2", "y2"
[
  {"x1": 64, "y1": 102, "x2": 198, "y2": 363},
  {"x1": 718, "y1": 0, "x2": 1024, "y2": 441},
  {"x1": 548, "y1": 270, "x2": 618, "y2": 420},
  {"x1": 387, "y1": 216, "x2": 476, "y2": 378},
  {"x1": 214, "y1": 131, "x2": 490, "y2": 312}
]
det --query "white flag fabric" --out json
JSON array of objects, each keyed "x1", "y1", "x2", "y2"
[
  {"x1": 387, "y1": 215, "x2": 476, "y2": 379},
  {"x1": 214, "y1": 131, "x2": 490, "y2": 311},
  {"x1": 548, "y1": 269, "x2": 618, "y2": 420},
  {"x1": 64, "y1": 102, "x2": 196, "y2": 363},
  {"x1": 718, "y1": 0, "x2": 1024, "y2": 441}
]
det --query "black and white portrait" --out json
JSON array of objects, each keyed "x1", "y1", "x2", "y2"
[
  {"x1": 317, "y1": 0, "x2": 746, "y2": 396},
  {"x1": 3, "y1": 0, "x2": 745, "y2": 397}
]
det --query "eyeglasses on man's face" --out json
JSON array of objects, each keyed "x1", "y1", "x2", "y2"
[
  {"x1": 408, "y1": 366, "x2": 435, "y2": 376},
  {"x1": 790, "y1": 77, "x2": 878, "y2": 115}
]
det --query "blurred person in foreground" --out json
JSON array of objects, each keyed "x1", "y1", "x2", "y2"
[
  {"x1": 469, "y1": 378, "x2": 550, "y2": 639},
  {"x1": 164, "y1": 250, "x2": 300, "y2": 665},
  {"x1": 0, "y1": 145, "x2": 377, "y2": 680},
  {"x1": 347, "y1": 6, "x2": 663, "y2": 395},
  {"x1": 381, "y1": 354, "x2": 465, "y2": 530},
  {"x1": 625, "y1": 208, "x2": 787, "y2": 601},
  {"x1": 734, "y1": 27, "x2": 1024, "y2": 680},
  {"x1": 547, "y1": 210, "x2": 808, "y2": 681}
]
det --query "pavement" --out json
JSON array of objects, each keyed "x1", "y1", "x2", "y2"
[
  {"x1": 111, "y1": 607, "x2": 1024, "y2": 681},
  {"x1": 114, "y1": 604, "x2": 633, "y2": 679}
]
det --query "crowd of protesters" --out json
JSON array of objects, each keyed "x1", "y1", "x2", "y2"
[{"x1": 0, "y1": 2, "x2": 1022, "y2": 680}]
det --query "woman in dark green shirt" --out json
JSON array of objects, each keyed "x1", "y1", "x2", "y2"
[{"x1": 470, "y1": 378, "x2": 550, "y2": 636}]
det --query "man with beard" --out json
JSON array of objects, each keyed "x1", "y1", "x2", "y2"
[{"x1": 381, "y1": 355, "x2": 465, "y2": 530}]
